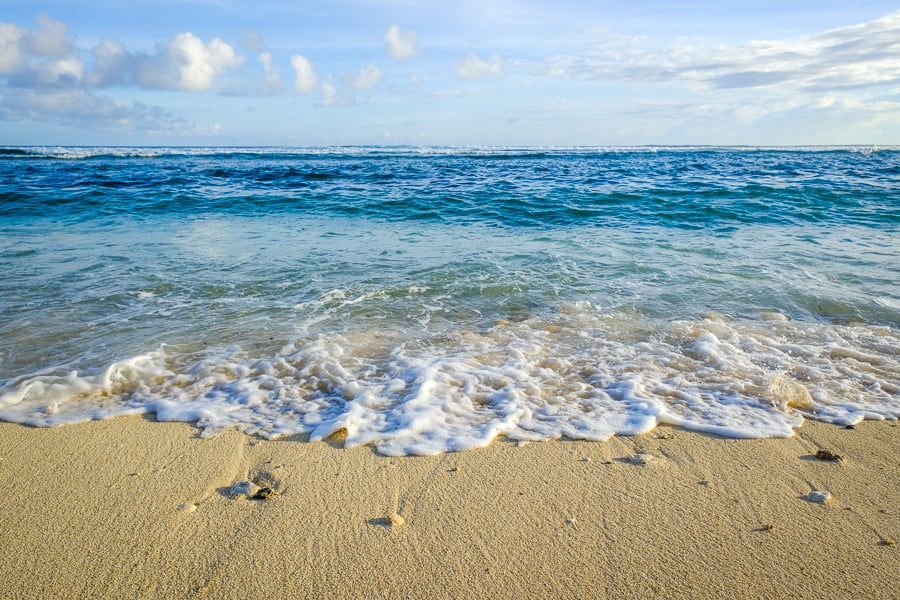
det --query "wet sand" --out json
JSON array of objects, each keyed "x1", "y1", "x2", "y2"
[{"x1": 0, "y1": 417, "x2": 896, "y2": 599}]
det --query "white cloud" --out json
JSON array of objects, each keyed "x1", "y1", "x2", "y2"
[
  {"x1": 352, "y1": 63, "x2": 382, "y2": 91},
  {"x1": 4, "y1": 18, "x2": 291, "y2": 104},
  {"x1": 530, "y1": 10, "x2": 900, "y2": 135},
  {"x1": 137, "y1": 33, "x2": 243, "y2": 92},
  {"x1": 541, "y1": 11, "x2": 900, "y2": 95},
  {"x1": 290, "y1": 54, "x2": 318, "y2": 93},
  {"x1": 0, "y1": 20, "x2": 236, "y2": 136},
  {"x1": 320, "y1": 79, "x2": 338, "y2": 106},
  {"x1": 455, "y1": 53, "x2": 503, "y2": 80},
  {"x1": 87, "y1": 39, "x2": 132, "y2": 87},
  {"x1": 316, "y1": 64, "x2": 384, "y2": 107},
  {"x1": 24, "y1": 14, "x2": 71, "y2": 57},
  {"x1": 36, "y1": 56, "x2": 84, "y2": 85},
  {"x1": 385, "y1": 25, "x2": 420, "y2": 61},
  {"x1": 0, "y1": 86, "x2": 189, "y2": 134},
  {"x1": 259, "y1": 51, "x2": 283, "y2": 95},
  {"x1": 0, "y1": 23, "x2": 24, "y2": 74},
  {"x1": 0, "y1": 19, "x2": 84, "y2": 89}
]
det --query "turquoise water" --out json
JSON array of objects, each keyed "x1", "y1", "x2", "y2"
[{"x1": 1, "y1": 146, "x2": 898, "y2": 454}]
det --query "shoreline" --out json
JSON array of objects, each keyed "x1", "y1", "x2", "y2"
[{"x1": 0, "y1": 417, "x2": 896, "y2": 599}]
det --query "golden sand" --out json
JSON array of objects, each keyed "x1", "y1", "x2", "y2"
[{"x1": 0, "y1": 417, "x2": 896, "y2": 599}]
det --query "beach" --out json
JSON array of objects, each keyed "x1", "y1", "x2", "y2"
[
  {"x1": 1, "y1": 147, "x2": 897, "y2": 598},
  {"x1": 2, "y1": 0, "x2": 899, "y2": 594},
  {"x1": 1, "y1": 418, "x2": 896, "y2": 599}
]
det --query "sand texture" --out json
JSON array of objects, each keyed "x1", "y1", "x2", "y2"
[{"x1": 0, "y1": 417, "x2": 897, "y2": 599}]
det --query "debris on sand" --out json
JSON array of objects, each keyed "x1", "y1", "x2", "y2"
[
  {"x1": 230, "y1": 473, "x2": 280, "y2": 501},
  {"x1": 388, "y1": 513, "x2": 406, "y2": 527},
  {"x1": 807, "y1": 490, "x2": 832, "y2": 504},
  {"x1": 230, "y1": 480, "x2": 261, "y2": 498},
  {"x1": 250, "y1": 487, "x2": 276, "y2": 501},
  {"x1": 815, "y1": 449, "x2": 844, "y2": 462}
]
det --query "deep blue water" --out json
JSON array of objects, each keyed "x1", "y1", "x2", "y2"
[{"x1": 2, "y1": 146, "x2": 898, "y2": 228}]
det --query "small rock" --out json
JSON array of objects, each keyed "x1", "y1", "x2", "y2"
[
  {"x1": 763, "y1": 523, "x2": 775, "y2": 531},
  {"x1": 579, "y1": 457, "x2": 591, "y2": 463},
  {"x1": 815, "y1": 449, "x2": 844, "y2": 462},
  {"x1": 628, "y1": 453, "x2": 656, "y2": 466},
  {"x1": 880, "y1": 539, "x2": 896, "y2": 547},
  {"x1": 807, "y1": 490, "x2": 832, "y2": 503},
  {"x1": 176, "y1": 503, "x2": 197, "y2": 513},
  {"x1": 566, "y1": 517, "x2": 578, "y2": 529},
  {"x1": 388, "y1": 513, "x2": 405, "y2": 527},
  {"x1": 230, "y1": 480, "x2": 261, "y2": 497}
]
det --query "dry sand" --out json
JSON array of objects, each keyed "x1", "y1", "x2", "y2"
[{"x1": 0, "y1": 417, "x2": 896, "y2": 599}]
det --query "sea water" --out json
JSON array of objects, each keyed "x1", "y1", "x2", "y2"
[{"x1": 0, "y1": 146, "x2": 897, "y2": 455}]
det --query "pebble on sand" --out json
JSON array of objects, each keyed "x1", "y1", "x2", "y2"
[
  {"x1": 230, "y1": 480, "x2": 261, "y2": 498},
  {"x1": 388, "y1": 513, "x2": 406, "y2": 527},
  {"x1": 807, "y1": 490, "x2": 832, "y2": 504}
]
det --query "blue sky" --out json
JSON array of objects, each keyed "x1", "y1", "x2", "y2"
[{"x1": 1, "y1": 1, "x2": 898, "y2": 146}]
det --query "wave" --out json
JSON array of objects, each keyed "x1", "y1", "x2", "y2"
[
  {"x1": 3, "y1": 145, "x2": 898, "y2": 161},
  {"x1": 0, "y1": 311, "x2": 896, "y2": 455}
]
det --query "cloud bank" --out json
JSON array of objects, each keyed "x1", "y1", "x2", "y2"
[
  {"x1": 0, "y1": 15, "x2": 399, "y2": 134},
  {"x1": 543, "y1": 11, "x2": 900, "y2": 94},
  {"x1": 1, "y1": 10, "x2": 898, "y2": 142},
  {"x1": 0, "y1": 16, "x2": 248, "y2": 133}
]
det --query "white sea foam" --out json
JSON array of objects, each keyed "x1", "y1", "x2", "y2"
[
  {"x1": 13, "y1": 145, "x2": 900, "y2": 160},
  {"x1": 0, "y1": 308, "x2": 896, "y2": 455}
]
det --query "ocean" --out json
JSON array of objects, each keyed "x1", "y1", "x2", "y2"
[{"x1": 0, "y1": 146, "x2": 897, "y2": 455}]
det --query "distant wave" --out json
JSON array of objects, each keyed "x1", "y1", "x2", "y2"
[{"x1": 2, "y1": 145, "x2": 897, "y2": 160}]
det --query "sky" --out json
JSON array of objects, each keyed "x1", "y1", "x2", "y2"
[{"x1": 1, "y1": 1, "x2": 898, "y2": 146}]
